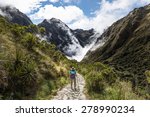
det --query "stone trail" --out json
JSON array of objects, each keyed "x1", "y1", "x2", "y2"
[{"x1": 53, "y1": 74, "x2": 87, "y2": 100}]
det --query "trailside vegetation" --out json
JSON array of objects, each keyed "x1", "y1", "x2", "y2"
[{"x1": 0, "y1": 16, "x2": 70, "y2": 99}]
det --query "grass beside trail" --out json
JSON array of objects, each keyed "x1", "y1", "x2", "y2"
[{"x1": 78, "y1": 62, "x2": 147, "y2": 100}]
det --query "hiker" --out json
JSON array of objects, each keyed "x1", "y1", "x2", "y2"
[{"x1": 69, "y1": 66, "x2": 77, "y2": 90}]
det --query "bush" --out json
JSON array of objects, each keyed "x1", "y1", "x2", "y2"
[
  {"x1": 104, "y1": 81, "x2": 144, "y2": 100},
  {"x1": 4, "y1": 48, "x2": 36, "y2": 99},
  {"x1": 59, "y1": 76, "x2": 68, "y2": 87},
  {"x1": 83, "y1": 62, "x2": 118, "y2": 93},
  {"x1": 79, "y1": 62, "x2": 120, "y2": 99},
  {"x1": 86, "y1": 68, "x2": 117, "y2": 93},
  {"x1": 39, "y1": 27, "x2": 46, "y2": 35},
  {"x1": 145, "y1": 70, "x2": 150, "y2": 83},
  {"x1": 21, "y1": 33, "x2": 37, "y2": 50}
]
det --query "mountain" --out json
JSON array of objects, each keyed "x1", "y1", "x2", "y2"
[
  {"x1": 0, "y1": 5, "x2": 96, "y2": 61},
  {"x1": 84, "y1": 5, "x2": 150, "y2": 85},
  {"x1": 0, "y1": 5, "x2": 32, "y2": 26},
  {"x1": 38, "y1": 18, "x2": 95, "y2": 60},
  {"x1": 73, "y1": 28, "x2": 95, "y2": 47}
]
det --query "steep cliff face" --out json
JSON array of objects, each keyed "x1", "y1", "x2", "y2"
[
  {"x1": 73, "y1": 29, "x2": 95, "y2": 47},
  {"x1": 38, "y1": 18, "x2": 96, "y2": 60},
  {"x1": 85, "y1": 5, "x2": 150, "y2": 83},
  {"x1": 0, "y1": 5, "x2": 33, "y2": 26}
]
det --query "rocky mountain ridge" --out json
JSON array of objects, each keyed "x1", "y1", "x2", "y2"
[
  {"x1": 0, "y1": 5, "x2": 33, "y2": 26},
  {"x1": 38, "y1": 18, "x2": 96, "y2": 60}
]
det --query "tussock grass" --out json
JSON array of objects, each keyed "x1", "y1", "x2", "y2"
[
  {"x1": 79, "y1": 62, "x2": 145, "y2": 100},
  {"x1": 0, "y1": 16, "x2": 70, "y2": 99}
]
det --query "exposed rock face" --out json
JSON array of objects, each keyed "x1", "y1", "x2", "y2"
[
  {"x1": 38, "y1": 18, "x2": 95, "y2": 58},
  {"x1": 73, "y1": 29, "x2": 95, "y2": 47},
  {"x1": 0, "y1": 5, "x2": 33, "y2": 26},
  {"x1": 85, "y1": 5, "x2": 150, "y2": 84}
]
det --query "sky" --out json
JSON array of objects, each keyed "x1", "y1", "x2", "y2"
[{"x1": 0, "y1": 0, "x2": 150, "y2": 33}]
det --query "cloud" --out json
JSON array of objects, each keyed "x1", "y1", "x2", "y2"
[
  {"x1": 0, "y1": 9, "x2": 5, "y2": 16},
  {"x1": 0, "y1": 0, "x2": 47, "y2": 13},
  {"x1": 141, "y1": 0, "x2": 150, "y2": 4},
  {"x1": 49, "y1": 0, "x2": 59, "y2": 3},
  {"x1": 0, "y1": 8, "x2": 12, "y2": 20},
  {"x1": 70, "y1": 0, "x2": 150, "y2": 33},
  {"x1": 49, "y1": 0, "x2": 80, "y2": 3},
  {"x1": 63, "y1": 0, "x2": 80, "y2": 3},
  {"x1": 63, "y1": 0, "x2": 71, "y2": 3},
  {"x1": 30, "y1": 5, "x2": 84, "y2": 24},
  {"x1": 1, "y1": 0, "x2": 150, "y2": 34},
  {"x1": 29, "y1": 0, "x2": 150, "y2": 34}
]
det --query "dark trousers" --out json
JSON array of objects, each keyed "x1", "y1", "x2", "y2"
[{"x1": 71, "y1": 78, "x2": 76, "y2": 89}]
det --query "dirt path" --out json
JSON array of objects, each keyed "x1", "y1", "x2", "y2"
[{"x1": 53, "y1": 74, "x2": 87, "y2": 100}]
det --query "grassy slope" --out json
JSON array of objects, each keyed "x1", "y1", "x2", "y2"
[
  {"x1": 82, "y1": 6, "x2": 150, "y2": 99},
  {"x1": 78, "y1": 62, "x2": 144, "y2": 100},
  {"x1": 0, "y1": 16, "x2": 71, "y2": 99}
]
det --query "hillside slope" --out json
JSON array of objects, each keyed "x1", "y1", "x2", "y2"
[
  {"x1": 0, "y1": 5, "x2": 33, "y2": 26},
  {"x1": 84, "y1": 5, "x2": 150, "y2": 97},
  {"x1": 86, "y1": 5, "x2": 150, "y2": 76},
  {"x1": 0, "y1": 16, "x2": 71, "y2": 99}
]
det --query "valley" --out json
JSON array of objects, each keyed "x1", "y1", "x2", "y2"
[{"x1": 0, "y1": 4, "x2": 150, "y2": 100}]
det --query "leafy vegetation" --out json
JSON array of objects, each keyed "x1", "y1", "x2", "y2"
[
  {"x1": 79, "y1": 62, "x2": 144, "y2": 100},
  {"x1": 0, "y1": 16, "x2": 70, "y2": 99},
  {"x1": 4, "y1": 48, "x2": 36, "y2": 99}
]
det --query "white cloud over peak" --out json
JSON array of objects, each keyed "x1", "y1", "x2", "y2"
[
  {"x1": 30, "y1": 5, "x2": 84, "y2": 24},
  {"x1": 70, "y1": 0, "x2": 150, "y2": 33},
  {"x1": 0, "y1": 0, "x2": 150, "y2": 34},
  {"x1": 29, "y1": 0, "x2": 150, "y2": 33},
  {"x1": 0, "y1": 0, "x2": 47, "y2": 13}
]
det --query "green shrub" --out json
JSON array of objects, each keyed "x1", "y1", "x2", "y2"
[
  {"x1": 145, "y1": 70, "x2": 150, "y2": 83},
  {"x1": 85, "y1": 68, "x2": 117, "y2": 93},
  {"x1": 21, "y1": 33, "x2": 37, "y2": 50},
  {"x1": 80, "y1": 62, "x2": 119, "y2": 99},
  {"x1": 39, "y1": 27, "x2": 46, "y2": 35},
  {"x1": 4, "y1": 48, "x2": 36, "y2": 99},
  {"x1": 103, "y1": 81, "x2": 143, "y2": 100},
  {"x1": 36, "y1": 79, "x2": 57, "y2": 99},
  {"x1": 59, "y1": 76, "x2": 68, "y2": 87}
]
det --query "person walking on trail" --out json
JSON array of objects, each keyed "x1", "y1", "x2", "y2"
[{"x1": 69, "y1": 66, "x2": 77, "y2": 90}]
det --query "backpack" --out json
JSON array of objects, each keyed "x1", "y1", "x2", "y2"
[{"x1": 70, "y1": 70, "x2": 76, "y2": 78}]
